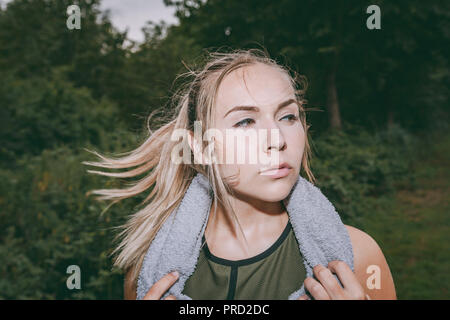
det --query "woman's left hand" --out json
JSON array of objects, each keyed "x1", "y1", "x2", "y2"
[{"x1": 298, "y1": 260, "x2": 369, "y2": 300}]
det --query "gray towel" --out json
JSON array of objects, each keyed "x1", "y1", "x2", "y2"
[{"x1": 136, "y1": 172, "x2": 354, "y2": 300}]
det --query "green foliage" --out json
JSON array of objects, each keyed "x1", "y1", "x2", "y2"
[
  {"x1": 309, "y1": 123, "x2": 419, "y2": 225},
  {"x1": 0, "y1": 67, "x2": 121, "y2": 165},
  {"x1": 0, "y1": 132, "x2": 141, "y2": 299}
]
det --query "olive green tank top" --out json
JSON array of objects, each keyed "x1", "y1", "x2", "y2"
[{"x1": 182, "y1": 220, "x2": 306, "y2": 299}]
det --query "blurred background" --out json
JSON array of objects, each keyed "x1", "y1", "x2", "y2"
[{"x1": 0, "y1": 0, "x2": 448, "y2": 299}]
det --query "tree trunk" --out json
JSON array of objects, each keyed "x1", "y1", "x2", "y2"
[
  {"x1": 387, "y1": 110, "x2": 395, "y2": 128},
  {"x1": 326, "y1": 3, "x2": 343, "y2": 131},
  {"x1": 326, "y1": 68, "x2": 342, "y2": 130}
]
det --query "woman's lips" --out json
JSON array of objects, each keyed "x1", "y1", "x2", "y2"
[{"x1": 260, "y1": 167, "x2": 292, "y2": 178}]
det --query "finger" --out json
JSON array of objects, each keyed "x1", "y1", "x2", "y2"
[
  {"x1": 297, "y1": 294, "x2": 309, "y2": 300},
  {"x1": 313, "y1": 264, "x2": 345, "y2": 299},
  {"x1": 304, "y1": 277, "x2": 330, "y2": 300},
  {"x1": 143, "y1": 271, "x2": 179, "y2": 300},
  {"x1": 164, "y1": 295, "x2": 177, "y2": 300},
  {"x1": 327, "y1": 260, "x2": 365, "y2": 299}
]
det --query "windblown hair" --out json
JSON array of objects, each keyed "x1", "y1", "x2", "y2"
[{"x1": 82, "y1": 48, "x2": 315, "y2": 290}]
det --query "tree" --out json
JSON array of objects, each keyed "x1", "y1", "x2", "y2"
[{"x1": 162, "y1": 0, "x2": 449, "y2": 132}]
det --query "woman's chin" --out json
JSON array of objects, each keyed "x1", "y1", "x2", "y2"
[{"x1": 254, "y1": 180, "x2": 295, "y2": 202}]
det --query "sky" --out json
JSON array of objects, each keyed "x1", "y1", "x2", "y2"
[
  {"x1": 0, "y1": 0, "x2": 179, "y2": 43},
  {"x1": 99, "y1": 0, "x2": 178, "y2": 42}
]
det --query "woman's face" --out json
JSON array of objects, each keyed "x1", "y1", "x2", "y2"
[{"x1": 212, "y1": 63, "x2": 305, "y2": 202}]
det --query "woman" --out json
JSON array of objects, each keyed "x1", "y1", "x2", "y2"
[{"x1": 84, "y1": 48, "x2": 397, "y2": 300}]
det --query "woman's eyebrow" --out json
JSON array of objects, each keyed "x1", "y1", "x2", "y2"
[{"x1": 223, "y1": 98, "x2": 297, "y2": 118}]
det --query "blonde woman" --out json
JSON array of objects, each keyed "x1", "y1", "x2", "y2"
[{"x1": 84, "y1": 48, "x2": 396, "y2": 300}]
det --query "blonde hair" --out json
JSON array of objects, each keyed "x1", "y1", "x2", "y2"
[{"x1": 82, "y1": 47, "x2": 316, "y2": 290}]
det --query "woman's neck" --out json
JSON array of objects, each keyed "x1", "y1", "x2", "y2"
[{"x1": 204, "y1": 193, "x2": 289, "y2": 258}]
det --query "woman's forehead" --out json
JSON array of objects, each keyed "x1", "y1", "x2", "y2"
[{"x1": 215, "y1": 64, "x2": 295, "y2": 116}]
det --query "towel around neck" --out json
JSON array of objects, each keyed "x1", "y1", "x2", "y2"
[{"x1": 136, "y1": 172, "x2": 354, "y2": 300}]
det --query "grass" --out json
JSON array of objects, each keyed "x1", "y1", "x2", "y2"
[{"x1": 356, "y1": 130, "x2": 450, "y2": 299}]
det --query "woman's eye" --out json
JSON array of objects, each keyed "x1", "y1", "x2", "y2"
[
  {"x1": 233, "y1": 114, "x2": 298, "y2": 127},
  {"x1": 281, "y1": 114, "x2": 298, "y2": 121},
  {"x1": 234, "y1": 118, "x2": 255, "y2": 128}
]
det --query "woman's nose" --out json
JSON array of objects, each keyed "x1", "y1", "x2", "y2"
[
  {"x1": 261, "y1": 121, "x2": 287, "y2": 153},
  {"x1": 266, "y1": 131, "x2": 286, "y2": 152}
]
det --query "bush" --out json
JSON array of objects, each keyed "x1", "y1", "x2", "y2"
[
  {"x1": 309, "y1": 123, "x2": 418, "y2": 225},
  {"x1": 0, "y1": 129, "x2": 141, "y2": 299},
  {"x1": 0, "y1": 68, "x2": 121, "y2": 167}
]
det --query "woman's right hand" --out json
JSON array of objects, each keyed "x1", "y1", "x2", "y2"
[{"x1": 142, "y1": 271, "x2": 179, "y2": 300}]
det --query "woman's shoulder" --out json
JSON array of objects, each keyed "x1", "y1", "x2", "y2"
[
  {"x1": 344, "y1": 224, "x2": 397, "y2": 299},
  {"x1": 344, "y1": 224, "x2": 378, "y2": 252},
  {"x1": 344, "y1": 225, "x2": 384, "y2": 273}
]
